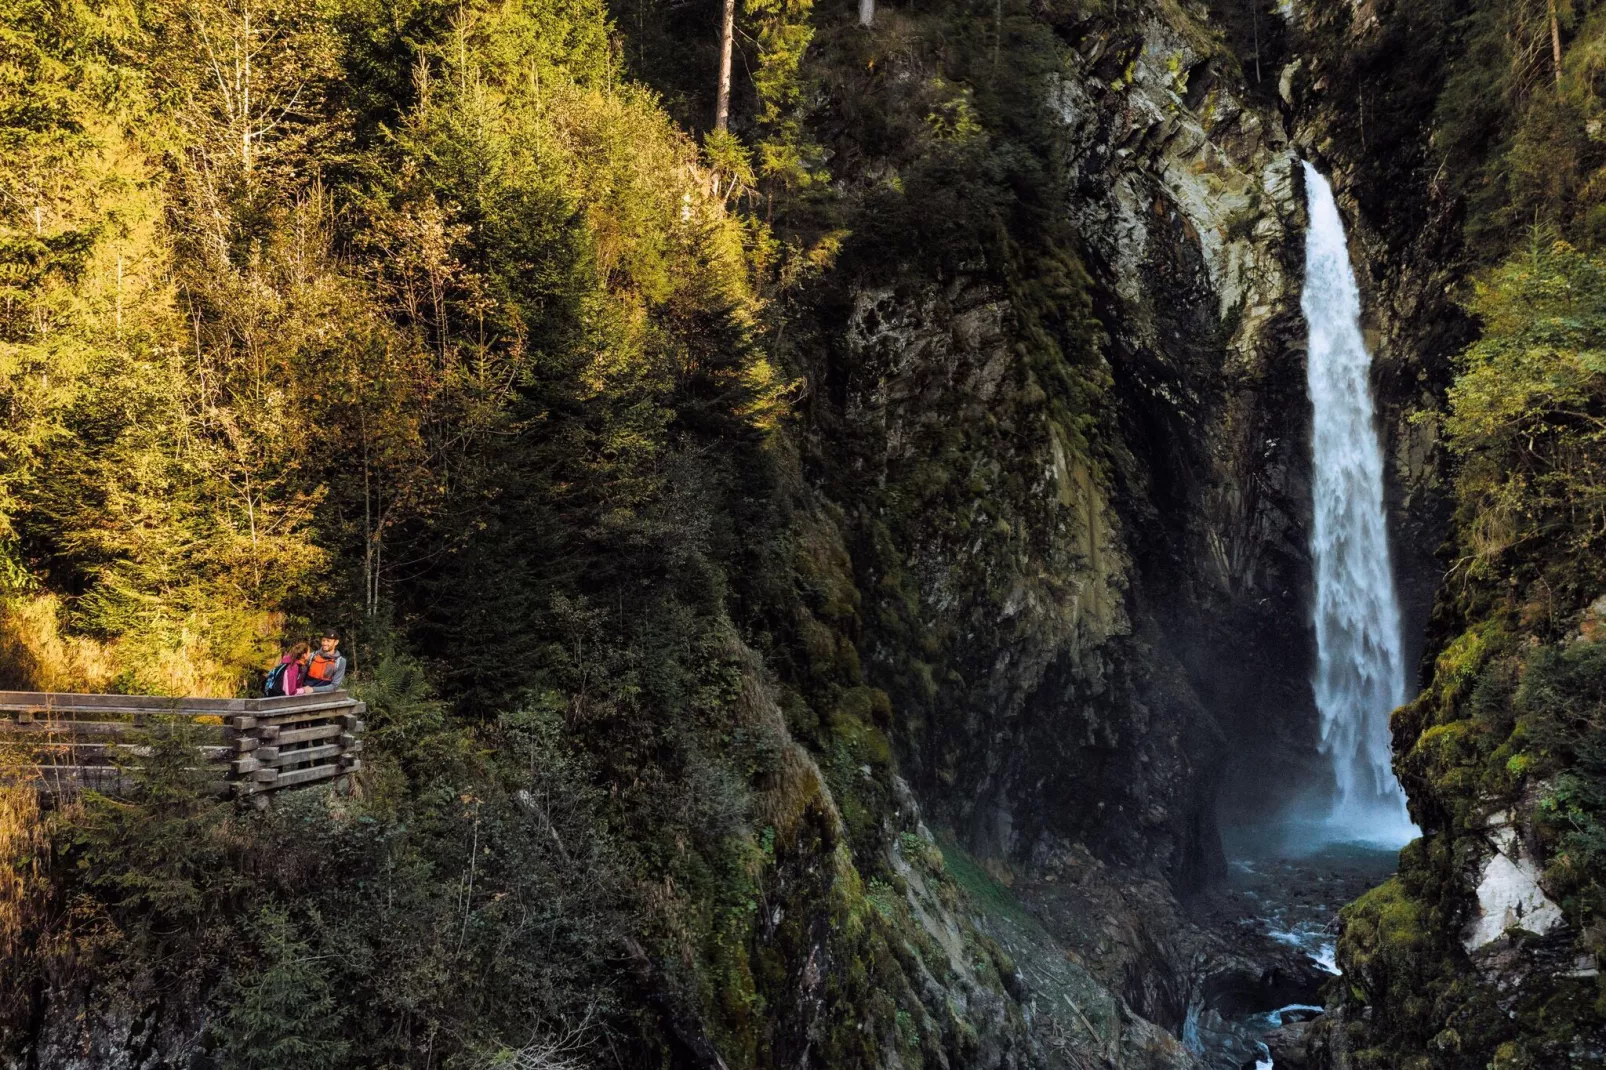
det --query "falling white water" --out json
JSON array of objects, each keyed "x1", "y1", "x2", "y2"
[{"x1": 1300, "y1": 162, "x2": 1417, "y2": 847}]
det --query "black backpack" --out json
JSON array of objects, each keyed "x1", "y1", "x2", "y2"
[{"x1": 264, "y1": 662, "x2": 290, "y2": 697}]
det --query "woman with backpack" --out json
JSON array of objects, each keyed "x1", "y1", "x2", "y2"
[{"x1": 266, "y1": 640, "x2": 311, "y2": 697}]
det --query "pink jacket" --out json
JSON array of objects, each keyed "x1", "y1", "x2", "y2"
[{"x1": 279, "y1": 654, "x2": 303, "y2": 695}]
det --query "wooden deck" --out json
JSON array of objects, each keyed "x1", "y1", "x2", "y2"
[{"x1": 0, "y1": 691, "x2": 365, "y2": 798}]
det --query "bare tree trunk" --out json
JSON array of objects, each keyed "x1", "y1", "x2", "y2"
[
  {"x1": 242, "y1": 7, "x2": 253, "y2": 174},
  {"x1": 1550, "y1": 0, "x2": 1564, "y2": 85},
  {"x1": 991, "y1": 0, "x2": 1001, "y2": 72},
  {"x1": 858, "y1": 0, "x2": 873, "y2": 27},
  {"x1": 714, "y1": 0, "x2": 736, "y2": 132}
]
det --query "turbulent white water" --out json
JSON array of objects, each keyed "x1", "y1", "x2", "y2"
[{"x1": 1300, "y1": 162, "x2": 1417, "y2": 846}]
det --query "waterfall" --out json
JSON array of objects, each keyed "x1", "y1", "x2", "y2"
[{"x1": 1299, "y1": 162, "x2": 1417, "y2": 845}]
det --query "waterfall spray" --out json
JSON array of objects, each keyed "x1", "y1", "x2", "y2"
[{"x1": 1300, "y1": 162, "x2": 1418, "y2": 846}]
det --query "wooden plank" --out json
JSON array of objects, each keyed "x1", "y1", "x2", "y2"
[
  {"x1": 13, "y1": 761, "x2": 233, "y2": 776},
  {"x1": 273, "y1": 723, "x2": 343, "y2": 747},
  {"x1": 0, "y1": 688, "x2": 364, "y2": 798},
  {"x1": 0, "y1": 708, "x2": 232, "y2": 723},
  {"x1": 0, "y1": 749, "x2": 128, "y2": 766},
  {"x1": 254, "y1": 708, "x2": 353, "y2": 730},
  {"x1": 268, "y1": 763, "x2": 341, "y2": 790},
  {"x1": 9, "y1": 755, "x2": 360, "y2": 794},
  {"x1": 256, "y1": 702, "x2": 357, "y2": 721},
  {"x1": 44, "y1": 774, "x2": 129, "y2": 794},
  {"x1": 10, "y1": 708, "x2": 130, "y2": 722},
  {"x1": 264, "y1": 742, "x2": 343, "y2": 768},
  {"x1": 0, "y1": 721, "x2": 137, "y2": 739},
  {"x1": 0, "y1": 742, "x2": 232, "y2": 762},
  {"x1": 0, "y1": 719, "x2": 225, "y2": 737},
  {"x1": 0, "y1": 692, "x2": 177, "y2": 711},
  {"x1": 0, "y1": 691, "x2": 357, "y2": 713},
  {"x1": 15, "y1": 768, "x2": 236, "y2": 798},
  {"x1": 17, "y1": 742, "x2": 141, "y2": 758},
  {"x1": 15, "y1": 765, "x2": 130, "y2": 790},
  {"x1": 0, "y1": 719, "x2": 226, "y2": 739},
  {"x1": 0, "y1": 692, "x2": 247, "y2": 714},
  {"x1": 0, "y1": 692, "x2": 356, "y2": 723},
  {"x1": 250, "y1": 693, "x2": 355, "y2": 715}
]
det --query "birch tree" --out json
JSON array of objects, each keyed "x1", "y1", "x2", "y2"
[
  {"x1": 1550, "y1": 0, "x2": 1564, "y2": 84},
  {"x1": 714, "y1": 0, "x2": 736, "y2": 131}
]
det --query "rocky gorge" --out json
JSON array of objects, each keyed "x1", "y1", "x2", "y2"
[
  {"x1": 4, "y1": 0, "x2": 1605, "y2": 1065},
  {"x1": 745, "y1": 0, "x2": 1445, "y2": 1064}
]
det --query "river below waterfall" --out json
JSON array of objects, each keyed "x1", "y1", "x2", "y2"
[
  {"x1": 1189, "y1": 840, "x2": 1402, "y2": 1068},
  {"x1": 993, "y1": 830, "x2": 1400, "y2": 1070}
]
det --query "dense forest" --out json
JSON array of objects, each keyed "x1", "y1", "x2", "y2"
[
  {"x1": 4, "y1": 0, "x2": 1606, "y2": 1065},
  {"x1": 0, "y1": 0, "x2": 1105, "y2": 1063}
]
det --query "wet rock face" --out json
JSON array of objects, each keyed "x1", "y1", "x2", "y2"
[
  {"x1": 810, "y1": 14, "x2": 1358, "y2": 1051},
  {"x1": 1265, "y1": 1018, "x2": 1313, "y2": 1068},
  {"x1": 825, "y1": 4, "x2": 1323, "y2": 889},
  {"x1": 1057, "y1": 17, "x2": 1323, "y2": 843},
  {"x1": 22, "y1": 982, "x2": 206, "y2": 1070},
  {"x1": 1020, "y1": 838, "x2": 1333, "y2": 1044}
]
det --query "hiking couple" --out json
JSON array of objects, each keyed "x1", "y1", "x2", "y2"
[{"x1": 267, "y1": 632, "x2": 347, "y2": 697}]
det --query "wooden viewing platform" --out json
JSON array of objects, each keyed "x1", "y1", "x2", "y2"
[{"x1": 0, "y1": 691, "x2": 365, "y2": 798}]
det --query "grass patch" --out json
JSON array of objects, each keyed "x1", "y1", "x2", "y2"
[{"x1": 932, "y1": 829, "x2": 1034, "y2": 927}]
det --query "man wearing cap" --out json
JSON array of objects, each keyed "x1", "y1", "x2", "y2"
[{"x1": 302, "y1": 632, "x2": 348, "y2": 693}]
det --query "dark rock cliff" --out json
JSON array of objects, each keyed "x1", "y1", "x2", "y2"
[
  {"x1": 764, "y1": 0, "x2": 1358, "y2": 1054},
  {"x1": 798, "y1": 0, "x2": 1325, "y2": 891}
]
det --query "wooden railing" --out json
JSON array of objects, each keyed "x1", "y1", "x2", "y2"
[{"x1": 0, "y1": 691, "x2": 365, "y2": 798}]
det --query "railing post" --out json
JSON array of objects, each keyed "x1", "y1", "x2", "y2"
[
  {"x1": 227, "y1": 713, "x2": 280, "y2": 795},
  {"x1": 338, "y1": 703, "x2": 365, "y2": 780}
]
